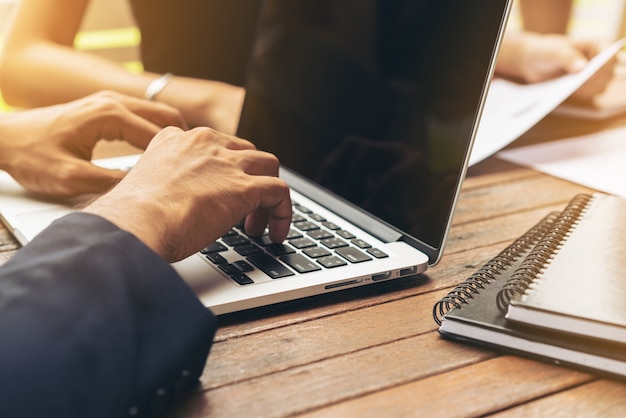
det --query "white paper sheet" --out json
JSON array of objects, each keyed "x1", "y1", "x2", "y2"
[
  {"x1": 469, "y1": 39, "x2": 625, "y2": 166},
  {"x1": 0, "y1": 154, "x2": 140, "y2": 244},
  {"x1": 497, "y1": 125, "x2": 626, "y2": 198}
]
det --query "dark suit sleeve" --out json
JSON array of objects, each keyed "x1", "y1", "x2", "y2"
[{"x1": 0, "y1": 213, "x2": 217, "y2": 418}]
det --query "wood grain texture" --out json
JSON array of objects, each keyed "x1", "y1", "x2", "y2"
[
  {"x1": 492, "y1": 379, "x2": 626, "y2": 417},
  {"x1": 299, "y1": 356, "x2": 593, "y2": 418}
]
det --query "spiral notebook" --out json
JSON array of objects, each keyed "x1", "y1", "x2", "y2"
[
  {"x1": 501, "y1": 193, "x2": 626, "y2": 345},
  {"x1": 434, "y1": 193, "x2": 626, "y2": 380}
]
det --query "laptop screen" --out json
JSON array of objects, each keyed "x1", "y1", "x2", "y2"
[{"x1": 238, "y1": 0, "x2": 509, "y2": 260}]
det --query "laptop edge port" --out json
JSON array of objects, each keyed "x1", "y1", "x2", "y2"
[
  {"x1": 371, "y1": 271, "x2": 392, "y2": 282},
  {"x1": 399, "y1": 266, "x2": 418, "y2": 276}
]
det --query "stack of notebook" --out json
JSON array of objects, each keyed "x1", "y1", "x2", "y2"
[{"x1": 434, "y1": 192, "x2": 626, "y2": 380}]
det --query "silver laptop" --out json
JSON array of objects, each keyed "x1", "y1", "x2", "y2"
[{"x1": 0, "y1": 0, "x2": 511, "y2": 314}]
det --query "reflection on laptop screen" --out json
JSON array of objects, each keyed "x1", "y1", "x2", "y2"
[{"x1": 238, "y1": 0, "x2": 505, "y2": 256}]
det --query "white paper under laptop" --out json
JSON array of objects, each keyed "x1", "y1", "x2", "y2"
[{"x1": 0, "y1": 0, "x2": 511, "y2": 314}]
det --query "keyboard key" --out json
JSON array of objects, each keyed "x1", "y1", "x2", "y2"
[
  {"x1": 251, "y1": 234, "x2": 274, "y2": 246},
  {"x1": 232, "y1": 260, "x2": 254, "y2": 272},
  {"x1": 200, "y1": 242, "x2": 227, "y2": 254},
  {"x1": 335, "y1": 247, "x2": 372, "y2": 263},
  {"x1": 230, "y1": 273, "x2": 254, "y2": 285},
  {"x1": 321, "y1": 237, "x2": 349, "y2": 249},
  {"x1": 295, "y1": 221, "x2": 319, "y2": 231},
  {"x1": 280, "y1": 254, "x2": 322, "y2": 273},
  {"x1": 307, "y1": 229, "x2": 333, "y2": 240},
  {"x1": 247, "y1": 253, "x2": 295, "y2": 279},
  {"x1": 303, "y1": 246, "x2": 331, "y2": 258},
  {"x1": 317, "y1": 256, "x2": 348, "y2": 268},
  {"x1": 219, "y1": 264, "x2": 240, "y2": 275},
  {"x1": 234, "y1": 244, "x2": 264, "y2": 256},
  {"x1": 367, "y1": 248, "x2": 389, "y2": 259},
  {"x1": 266, "y1": 243, "x2": 296, "y2": 256},
  {"x1": 294, "y1": 204, "x2": 312, "y2": 214},
  {"x1": 289, "y1": 237, "x2": 317, "y2": 249},
  {"x1": 309, "y1": 213, "x2": 326, "y2": 222},
  {"x1": 205, "y1": 253, "x2": 227, "y2": 264},
  {"x1": 292, "y1": 213, "x2": 307, "y2": 223},
  {"x1": 351, "y1": 239, "x2": 371, "y2": 249},
  {"x1": 322, "y1": 221, "x2": 341, "y2": 230},
  {"x1": 222, "y1": 235, "x2": 251, "y2": 247},
  {"x1": 336, "y1": 230, "x2": 356, "y2": 239},
  {"x1": 287, "y1": 229, "x2": 303, "y2": 239}
]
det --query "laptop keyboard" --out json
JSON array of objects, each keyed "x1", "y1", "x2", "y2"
[{"x1": 199, "y1": 201, "x2": 389, "y2": 285}]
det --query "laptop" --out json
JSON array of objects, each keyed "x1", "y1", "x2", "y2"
[{"x1": 0, "y1": 0, "x2": 511, "y2": 314}]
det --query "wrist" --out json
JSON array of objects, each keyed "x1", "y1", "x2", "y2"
[
  {"x1": 155, "y1": 76, "x2": 244, "y2": 131},
  {"x1": 83, "y1": 192, "x2": 172, "y2": 260},
  {"x1": 0, "y1": 113, "x2": 26, "y2": 172},
  {"x1": 144, "y1": 73, "x2": 174, "y2": 101}
]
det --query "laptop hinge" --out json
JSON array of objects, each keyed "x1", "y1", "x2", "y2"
[{"x1": 280, "y1": 167, "x2": 402, "y2": 243}]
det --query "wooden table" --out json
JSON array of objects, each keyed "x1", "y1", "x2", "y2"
[{"x1": 2, "y1": 116, "x2": 626, "y2": 417}]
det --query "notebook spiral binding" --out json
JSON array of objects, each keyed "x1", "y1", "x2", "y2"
[
  {"x1": 432, "y1": 211, "x2": 559, "y2": 325},
  {"x1": 495, "y1": 193, "x2": 594, "y2": 313}
]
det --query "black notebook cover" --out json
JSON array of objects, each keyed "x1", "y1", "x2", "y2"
[{"x1": 434, "y1": 200, "x2": 626, "y2": 380}]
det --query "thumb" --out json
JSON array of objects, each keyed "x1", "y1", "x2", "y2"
[
  {"x1": 557, "y1": 44, "x2": 590, "y2": 74},
  {"x1": 54, "y1": 162, "x2": 127, "y2": 197},
  {"x1": 563, "y1": 55, "x2": 588, "y2": 74}
]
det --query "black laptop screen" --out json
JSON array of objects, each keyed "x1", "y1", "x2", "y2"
[{"x1": 238, "y1": 0, "x2": 508, "y2": 255}]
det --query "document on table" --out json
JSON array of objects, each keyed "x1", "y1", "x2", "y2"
[
  {"x1": 497, "y1": 125, "x2": 626, "y2": 198},
  {"x1": 469, "y1": 39, "x2": 625, "y2": 166}
]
